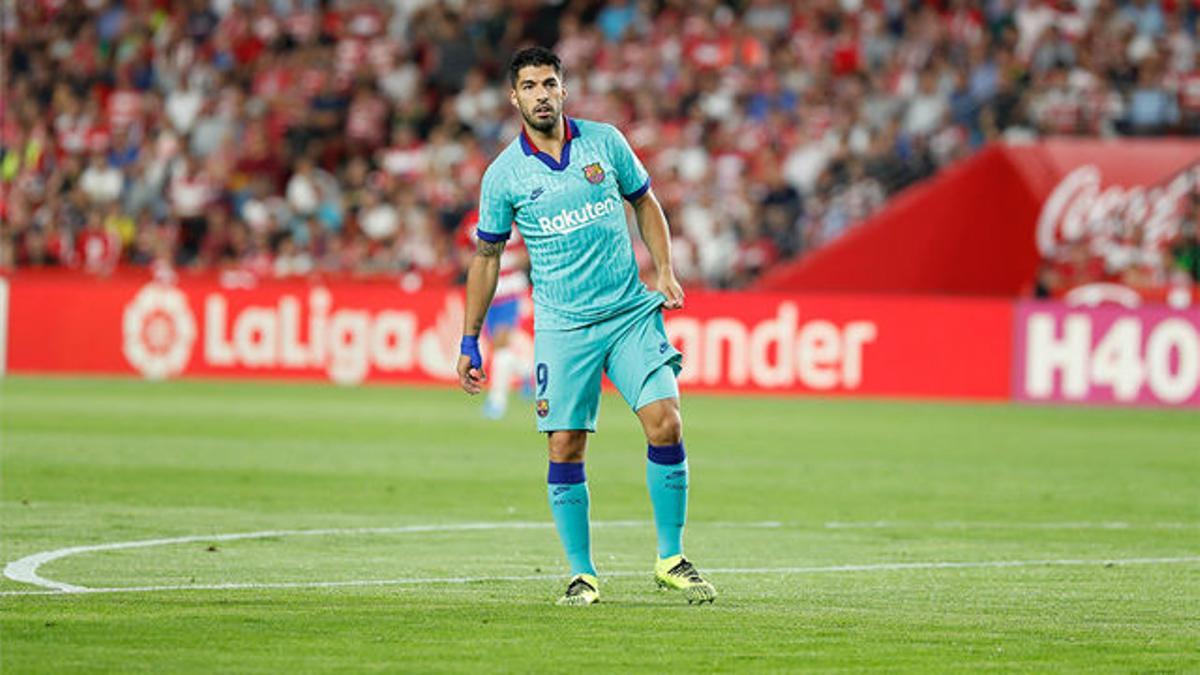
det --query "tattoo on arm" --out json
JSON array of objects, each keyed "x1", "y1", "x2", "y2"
[
  {"x1": 476, "y1": 238, "x2": 506, "y2": 258},
  {"x1": 467, "y1": 238, "x2": 504, "y2": 335}
]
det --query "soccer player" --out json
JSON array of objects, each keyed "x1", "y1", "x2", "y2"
[{"x1": 456, "y1": 47, "x2": 717, "y2": 606}]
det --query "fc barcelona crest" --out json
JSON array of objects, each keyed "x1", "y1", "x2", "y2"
[
  {"x1": 536, "y1": 399, "x2": 550, "y2": 418},
  {"x1": 583, "y1": 162, "x2": 605, "y2": 185}
]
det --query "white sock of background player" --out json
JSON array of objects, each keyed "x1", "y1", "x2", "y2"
[{"x1": 488, "y1": 346, "x2": 517, "y2": 411}]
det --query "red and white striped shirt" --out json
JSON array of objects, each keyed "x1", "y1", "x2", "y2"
[{"x1": 459, "y1": 210, "x2": 528, "y2": 302}]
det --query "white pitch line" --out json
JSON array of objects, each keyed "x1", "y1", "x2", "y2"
[
  {"x1": 2, "y1": 520, "x2": 783, "y2": 593},
  {"x1": 823, "y1": 521, "x2": 1200, "y2": 530},
  {"x1": 4, "y1": 520, "x2": 1197, "y2": 598},
  {"x1": 2, "y1": 556, "x2": 1197, "y2": 598},
  {"x1": 1, "y1": 522, "x2": 595, "y2": 592}
]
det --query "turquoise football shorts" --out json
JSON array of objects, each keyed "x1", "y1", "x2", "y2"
[{"x1": 533, "y1": 292, "x2": 682, "y2": 432}]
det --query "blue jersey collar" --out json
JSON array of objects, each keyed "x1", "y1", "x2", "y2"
[{"x1": 520, "y1": 116, "x2": 581, "y2": 172}]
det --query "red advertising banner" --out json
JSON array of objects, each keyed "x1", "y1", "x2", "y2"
[
  {"x1": 1014, "y1": 301, "x2": 1200, "y2": 407},
  {"x1": 663, "y1": 292, "x2": 1012, "y2": 399},
  {"x1": 3, "y1": 275, "x2": 1013, "y2": 400},
  {"x1": 7, "y1": 275, "x2": 473, "y2": 385}
]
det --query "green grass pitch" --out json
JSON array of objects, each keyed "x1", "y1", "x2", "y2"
[{"x1": 1, "y1": 376, "x2": 1197, "y2": 672}]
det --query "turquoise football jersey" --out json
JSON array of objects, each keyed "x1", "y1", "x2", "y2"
[{"x1": 476, "y1": 117, "x2": 654, "y2": 330}]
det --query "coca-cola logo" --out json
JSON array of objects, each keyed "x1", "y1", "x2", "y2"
[
  {"x1": 122, "y1": 284, "x2": 198, "y2": 380},
  {"x1": 1037, "y1": 163, "x2": 1197, "y2": 256}
]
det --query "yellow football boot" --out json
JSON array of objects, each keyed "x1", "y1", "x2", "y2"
[
  {"x1": 556, "y1": 573, "x2": 600, "y2": 606},
  {"x1": 654, "y1": 555, "x2": 717, "y2": 604}
]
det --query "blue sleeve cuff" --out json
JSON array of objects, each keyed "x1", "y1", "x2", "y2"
[
  {"x1": 622, "y1": 177, "x2": 651, "y2": 203},
  {"x1": 475, "y1": 227, "x2": 511, "y2": 243}
]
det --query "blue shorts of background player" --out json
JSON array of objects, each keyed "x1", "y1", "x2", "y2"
[{"x1": 484, "y1": 296, "x2": 520, "y2": 336}]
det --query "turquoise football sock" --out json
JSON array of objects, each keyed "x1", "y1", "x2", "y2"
[
  {"x1": 646, "y1": 442, "x2": 688, "y2": 559},
  {"x1": 547, "y1": 462, "x2": 596, "y2": 576}
]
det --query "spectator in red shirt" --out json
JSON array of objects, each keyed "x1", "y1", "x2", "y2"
[
  {"x1": 345, "y1": 81, "x2": 387, "y2": 155},
  {"x1": 75, "y1": 211, "x2": 120, "y2": 275},
  {"x1": 106, "y1": 71, "x2": 145, "y2": 133}
]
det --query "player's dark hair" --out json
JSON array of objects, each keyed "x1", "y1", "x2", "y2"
[{"x1": 508, "y1": 47, "x2": 563, "y2": 87}]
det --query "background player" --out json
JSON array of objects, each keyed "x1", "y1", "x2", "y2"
[
  {"x1": 457, "y1": 209, "x2": 531, "y2": 420},
  {"x1": 456, "y1": 47, "x2": 717, "y2": 606}
]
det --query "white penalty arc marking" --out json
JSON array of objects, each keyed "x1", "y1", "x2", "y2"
[
  {"x1": 1, "y1": 520, "x2": 781, "y2": 595},
  {"x1": 3, "y1": 521, "x2": 1197, "y2": 598},
  {"x1": 1, "y1": 521, "x2": 624, "y2": 593}
]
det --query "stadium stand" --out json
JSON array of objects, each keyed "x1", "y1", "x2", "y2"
[{"x1": 1, "y1": 0, "x2": 1197, "y2": 292}]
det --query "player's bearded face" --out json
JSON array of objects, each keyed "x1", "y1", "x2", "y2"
[{"x1": 512, "y1": 66, "x2": 566, "y2": 134}]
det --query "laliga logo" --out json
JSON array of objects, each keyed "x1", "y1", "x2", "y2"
[
  {"x1": 120, "y1": 284, "x2": 471, "y2": 384},
  {"x1": 122, "y1": 284, "x2": 198, "y2": 380},
  {"x1": 204, "y1": 288, "x2": 464, "y2": 385}
]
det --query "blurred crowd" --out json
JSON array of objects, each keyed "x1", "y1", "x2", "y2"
[{"x1": 2, "y1": 0, "x2": 1199, "y2": 289}]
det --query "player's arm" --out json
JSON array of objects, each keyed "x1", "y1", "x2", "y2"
[
  {"x1": 632, "y1": 189, "x2": 685, "y2": 310},
  {"x1": 457, "y1": 238, "x2": 505, "y2": 394}
]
